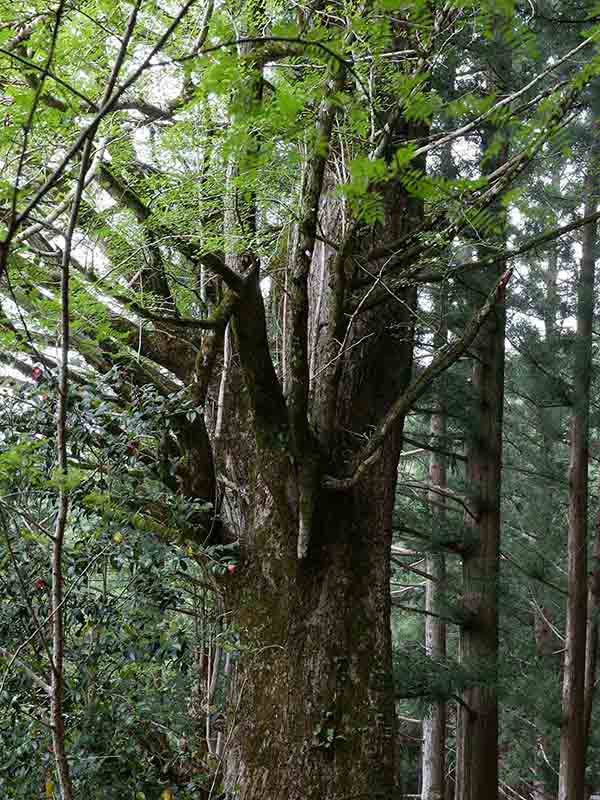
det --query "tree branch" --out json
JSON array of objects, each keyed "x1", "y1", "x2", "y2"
[
  {"x1": 419, "y1": 206, "x2": 600, "y2": 283},
  {"x1": 97, "y1": 163, "x2": 242, "y2": 290},
  {"x1": 323, "y1": 268, "x2": 513, "y2": 489},
  {"x1": 0, "y1": 0, "x2": 198, "y2": 281},
  {"x1": 0, "y1": 646, "x2": 51, "y2": 695}
]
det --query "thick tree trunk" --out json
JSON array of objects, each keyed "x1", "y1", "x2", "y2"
[
  {"x1": 218, "y1": 135, "x2": 422, "y2": 795},
  {"x1": 222, "y1": 448, "x2": 401, "y2": 800},
  {"x1": 558, "y1": 145, "x2": 598, "y2": 800},
  {"x1": 422, "y1": 288, "x2": 448, "y2": 800},
  {"x1": 220, "y1": 227, "x2": 419, "y2": 797}
]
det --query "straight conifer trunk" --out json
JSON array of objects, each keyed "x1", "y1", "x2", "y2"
[
  {"x1": 558, "y1": 140, "x2": 598, "y2": 800},
  {"x1": 422, "y1": 288, "x2": 448, "y2": 800},
  {"x1": 532, "y1": 218, "x2": 561, "y2": 800},
  {"x1": 455, "y1": 130, "x2": 508, "y2": 800},
  {"x1": 582, "y1": 139, "x2": 600, "y2": 759},
  {"x1": 455, "y1": 264, "x2": 506, "y2": 800},
  {"x1": 584, "y1": 494, "x2": 600, "y2": 747}
]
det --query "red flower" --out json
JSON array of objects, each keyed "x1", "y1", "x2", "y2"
[{"x1": 227, "y1": 564, "x2": 237, "y2": 574}]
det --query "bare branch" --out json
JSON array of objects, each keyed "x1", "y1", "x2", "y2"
[
  {"x1": 0, "y1": 0, "x2": 199, "y2": 279},
  {"x1": 323, "y1": 268, "x2": 513, "y2": 490},
  {"x1": 419, "y1": 206, "x2": 600, "y2": 284},
  {"x1": 408, "y1": 32, "x2": 599, "y2": 162},
  {"x1": 0, "y1": 47, "x2": 96, "y2": 109},
  {"x1": 0, "y1": 646, "x2": 51, "y2": 695},
  {"x1": 97, "y1": 163, "x2": 241, "y2": 290}
]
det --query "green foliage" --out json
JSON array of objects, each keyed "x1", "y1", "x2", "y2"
[
  {"x1": 2, "y1": 0, "x2": 600, "y2": 795},
  {"x1": 0, "y1": 375, "x2": 234, "y2": 798}
]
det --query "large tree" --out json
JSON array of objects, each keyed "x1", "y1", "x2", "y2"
[{"x1": 2, "y1": 1, "x2": 600, "y2": 797}]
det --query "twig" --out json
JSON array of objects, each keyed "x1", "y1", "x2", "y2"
[
  {"x1": 0, "y1": 543, "x2": 113, "y2": 698},
  {"x1": 0, "y1": 511, "x2": 54, "y2": 670},
  {"x1": 8, "y1": 1, "x2": 67, "y2": 231},
  {"x1": 0, "y1": 646, "x2": 51, "y2": 695},
  {"x1": 0, "y1": 0, "x2": 198, "y2": 271}
]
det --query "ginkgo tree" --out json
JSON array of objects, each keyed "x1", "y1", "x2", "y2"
[{"x1": 1, "y1": 0, "x2": 600, "y2": 798}]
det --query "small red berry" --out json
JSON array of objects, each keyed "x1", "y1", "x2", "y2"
[
  {"x1": 35, "y1": 579, "x2": 47, "y2": 591},
  {"x1": 227, "y1": 564, "x2": 236, "y2": 574},
  {"x1": 31, "y1": 365, "x2": 43, "y2": 381}
]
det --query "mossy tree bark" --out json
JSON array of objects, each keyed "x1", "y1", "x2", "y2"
[
  {"x1": 216, "y1": 143, "x2": 423, "y2": 797},
  {"x1": 221, "y1": 440, "x2": 404, "y2": 799}
]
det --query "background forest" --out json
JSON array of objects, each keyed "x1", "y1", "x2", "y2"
[{"x1": 2, "y1": 0, "x2": 600, "y2": 799}]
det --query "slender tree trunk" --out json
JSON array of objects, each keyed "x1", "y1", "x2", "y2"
[
  {"x1": 422, "y1": 287, "x2": 448, "y2": 800},
  {"x1": 532, "y1": 201, "x2": 561, "y2": 800},
  {"x1": 51, "y1": 131, "x2": 99, "y2": 800},
  {"x1": 558, "y1": 144, "x2": 598, "y2": 800},
  {"x1": 583, "y1": 139, "x2": 600, "y2": 758},
  {"x1": 532, "y1": 604, "x2": 562, "y2": 800},
  {"x1": 455, "y1": 130, "x2": 508, "y2": 800},
  {"x1": 584, "y1": 477, "x2": 600, "y2": 745},
  {"x1": 455, "y1": 268, "x2": 505, "y2": 800}
]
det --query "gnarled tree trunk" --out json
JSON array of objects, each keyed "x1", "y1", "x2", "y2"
[{"x1": 218, "y1": 157, "x2": 421, "y2": 796}]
